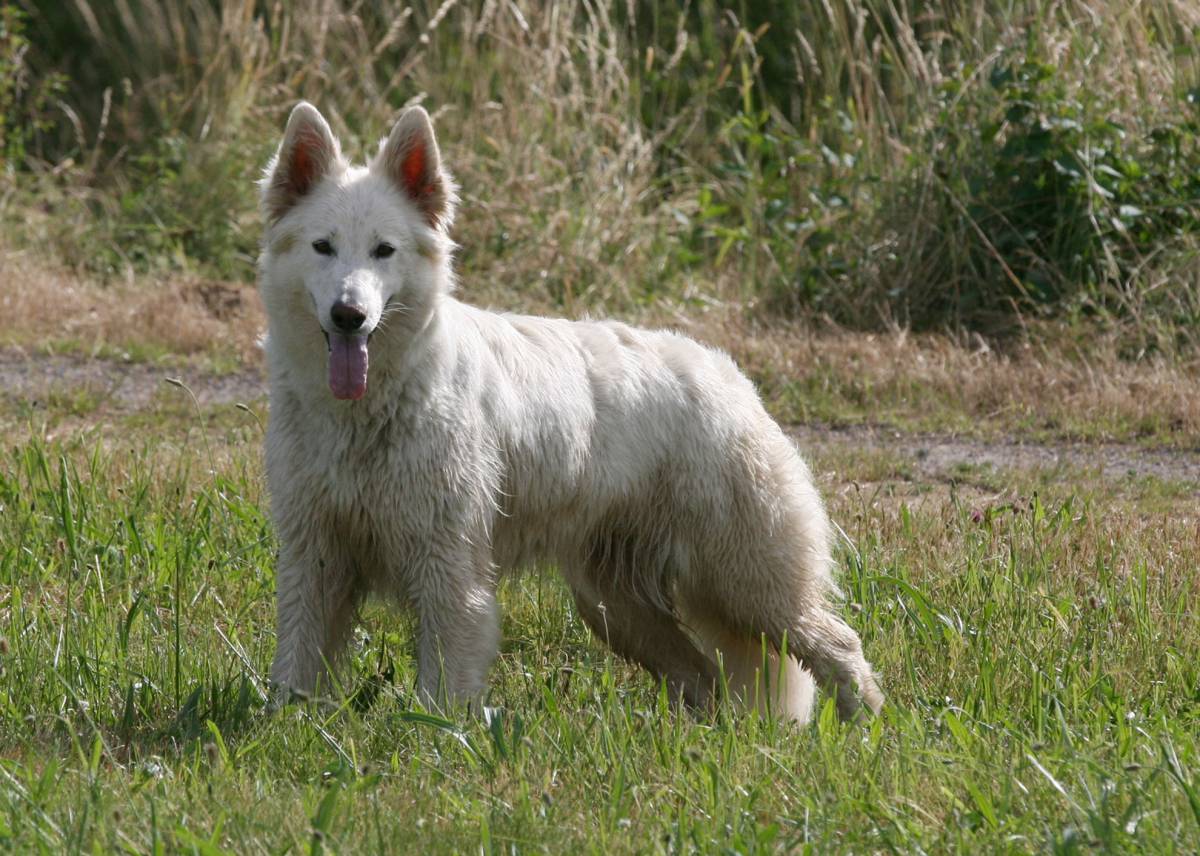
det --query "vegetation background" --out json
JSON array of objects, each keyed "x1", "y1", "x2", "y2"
[
  {"x1": 5, "y1": 0, "x2": 1199, "y2": 339},
  {"x1": 1, "y1": 1, "x2": 1199, "y2": 852}
]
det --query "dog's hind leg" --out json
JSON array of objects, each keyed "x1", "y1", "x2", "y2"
[
  {"x1": 696, "y1": 593, "x2": 881, "y2": 721},
  {"x1": 773, "y1": 609, "x2": 882, "y2": 720},
  {"x1": 569, "y1": 574, "x2": 718, "y2": 710},
  {"x1": 733, "y1": 584, "x2": 883, "y2": 721},
  {"x1": 687, "y1": 535, "x2": 882, "y2": 721}
]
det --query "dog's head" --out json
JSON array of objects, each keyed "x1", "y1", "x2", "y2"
[{"x1": 259, "y1": 102, "x2": 455, "y2": 400}]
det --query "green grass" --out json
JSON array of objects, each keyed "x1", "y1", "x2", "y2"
[
  {"x1": 2, "y1": 384, "x2": 107, "y2": 423},
  {"x1": 2, "y1": 424, "x2": 1198, "y2": 853},
  {"x1": 24, "y1": 337, "x2": 234, "y2": 372},
  {"x1": 774, "y1": 371, "x2": 1200, "y2": 447}
]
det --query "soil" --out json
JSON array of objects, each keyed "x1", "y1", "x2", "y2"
[
  {"x1": 3, "y1": 350, "x2": 1198, "y2": 490},
  {"x1": 0, "y1": 350, "x2": 265, "y2": 410},
  {"x1": 790, "y1": 424, "x2": 1200, "y2": 488}
]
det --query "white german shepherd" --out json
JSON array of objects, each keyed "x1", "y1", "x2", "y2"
[{"x1": 259, "y1": 102, "x2": 882, "y2": 722}]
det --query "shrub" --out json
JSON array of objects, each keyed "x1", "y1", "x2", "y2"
[
  {"x1": 697, "y1": 7, "x2": 1200, "y2": 336},
  {"x1": 888, "y1": 56, "x2": 1200, "y2": 329},
  {"x1": 0, "y1": 6, "x2": 63, "y2": 173}
]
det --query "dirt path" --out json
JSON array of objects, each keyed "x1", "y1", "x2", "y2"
[
  {"x1": 790, "y1": 424, "x2": 1200, "y2": 487},
  {"x1": 0, "y1": 351, "x2": 265, "y2": 409},
  {"x1": 4, "y1": 351, "x2": 1199, "y2": 488}
]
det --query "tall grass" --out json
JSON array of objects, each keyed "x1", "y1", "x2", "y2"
[{"x1": 3, "y1": 0, "x2": 1199, "y2": 339}]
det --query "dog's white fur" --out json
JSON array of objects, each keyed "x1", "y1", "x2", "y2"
[{"x1": 259, "y1": 102, "x2": 883, "y2": 721}]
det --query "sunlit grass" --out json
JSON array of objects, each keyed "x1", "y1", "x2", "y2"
[{"x1": 1, "y1": 422, "x2": 1197, "y2": 852}]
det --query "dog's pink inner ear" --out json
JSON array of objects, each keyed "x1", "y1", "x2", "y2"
[
  {"x1": 266, "y1": 107, "x2": 339, "y2": 223},
  {"x1": 381, "y1": 109, "x2": 450, "y2": 229},
  {"x1": 287, "y1": 128, "x2": 327, "y2": 198},
  {"x1": 401, "y1": 140, "x2": 430, "y2": 199}
]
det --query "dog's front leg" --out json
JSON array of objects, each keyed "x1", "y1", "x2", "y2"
[
  {"x1": 413, "y1": 554, "x2": 500, "y2": 712},
  {"x1": 269, "y1": 535, "x2": 359, "y2": 703}
]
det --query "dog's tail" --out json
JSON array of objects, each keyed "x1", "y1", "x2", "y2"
[{"x1": 684, "y1": 614, "x2": 816, "y2": 723}]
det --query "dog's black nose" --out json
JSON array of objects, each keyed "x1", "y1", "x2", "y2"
[{"x1": 331, "y1": 301, "x2": 367, "y2": 333}]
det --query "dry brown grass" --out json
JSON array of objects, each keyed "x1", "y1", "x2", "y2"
[
  {"x1": 687, "y1": 314, "x2": 1200, "y2": 445},
  {"x1": 12, "y1": 0, "x2": 694, "y2": 314},
  {"x1": 8, "y1": 0, "x2": 1199, "y2": 340},
  {"x1": 0, "y1": 247, "x2": 264, "y2": 366}
]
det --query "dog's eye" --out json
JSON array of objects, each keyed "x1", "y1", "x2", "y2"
[
  {"x1": 372, "y1": 243, "x2": 395, "y2": 260},
  {"x1": 312, "y1": 239, "x2": 335, "y2": 256}
]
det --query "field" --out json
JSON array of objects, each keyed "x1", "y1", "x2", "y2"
[{"x1": 2, "y1": 1, "x2": 1200, "y2": 853}]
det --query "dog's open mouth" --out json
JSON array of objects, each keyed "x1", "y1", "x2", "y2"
[{"x1": 324, "y1": 330, "x2": 369, "y2": 400}]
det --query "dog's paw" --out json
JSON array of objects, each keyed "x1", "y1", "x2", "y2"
[
  {"x1": 834, "y1": 672, "x2": 885, "y2": 723},
  {"x1": 860, "y1": 672, "x2": 885, "y2": 716},
  {"x1": 266, "y1": 681, "x2": 312, "y2": 714}
]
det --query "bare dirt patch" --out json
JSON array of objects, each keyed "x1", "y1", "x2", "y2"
[
  {"x1": 4, "y1": 254, "x2": 1200, "y2": 447},
  {"x1": 792, "y1": 424, "x2": 1200, "y2": 488},
  {"x1": 717, "y1": 321, "x2": 1200, "y2": 446},
  {"x1": 3, "y1": 254, "x2": 1198, "y2": 486},
  {"x1": 0, "y1": 351, "x2": 264, "y2": 411}
]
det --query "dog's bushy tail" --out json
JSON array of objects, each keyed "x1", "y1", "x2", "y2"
[{"x1": 685, "y1": 614, "x2": 816, "y2": 723}]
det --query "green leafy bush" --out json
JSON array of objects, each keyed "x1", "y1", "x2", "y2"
[
  {"x1": 701, "y1": 40, "x2": 1200, "y2": 334},
  {"x1": 0, "y1": 6, "x2": 63, "y2": 172},
  {"x1": 899, "y1": 57, "x2": 1200, "y2": 327},
  {"x1": 80, "y1": 134, "x2": 265, "y2": 278}
]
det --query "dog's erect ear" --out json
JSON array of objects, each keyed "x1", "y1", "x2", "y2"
[
  {"x1": 375, "y1": 106, "x2": 455, "y2": 230},
  {"x1": 261, "y1": 102, "x2": 341, "y2": 223}
]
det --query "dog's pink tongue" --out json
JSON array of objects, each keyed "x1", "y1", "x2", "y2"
[{"x1": 328, "y1": 333, "x2": 368, "y2": 400}]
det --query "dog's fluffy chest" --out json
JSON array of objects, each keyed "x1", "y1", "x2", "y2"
[{"x1": 265, "y1": 378, "x2": 494, "y2": 580}]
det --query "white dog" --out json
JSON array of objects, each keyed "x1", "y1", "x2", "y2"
[{"x1": 258, "y1": 102, "x2": 882, "y2": 722}]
